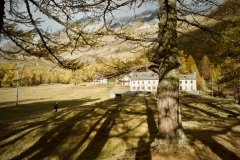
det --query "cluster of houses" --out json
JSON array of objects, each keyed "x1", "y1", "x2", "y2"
[{"x1": 93, "y1": 71, "x2": 197, "y2": 92}]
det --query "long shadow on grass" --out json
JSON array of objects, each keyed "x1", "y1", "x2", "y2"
[
  {"x1": 64, "y1": 101, "x2": 118, "y2": 159},
  {"x1": 1, "y1": 98, "x2": 99, "y2": 159},
  {"x1": 0, "y1": 98, "x2": 99, "y2": 123},
  {"x1": 12, "y1": 106, "x2": 97, "y2": 160},
  {"x1": 204, "y1": 102, "x2": 239, "y2": 117},
  {"x1": 135, "y1": 137, "x2": 152, "y2": 160},
  {"x1": 0, "y1": 98, "x2": 50, "y2": 108},
  {"x1": 0, "y1": 98, "x2": 99, "y2": 145},
  {"x1": 76, "y1": 98, "x2": 131, "y2": 160},
  {"x1": 0, "y1": 125, "x2": 42, "y2": 148},
  {"x1": 2, "y1": 97, "x2": 141, "y2": 160},
  {"x1": 1, "y1": 96, "x2": 157, "y2": 160},
  {"x1": 182, "y1": 102, "x2": 222, "y2": 119},
  {"x1": 0, "y1": 119, "x2": 51, "y2": 143},
  {"x1": 135, "y1": 97, "x2": 158, "y2": 160},
  {"x1": 186, "y1": 121, "x2": 240, "y2": 160}
]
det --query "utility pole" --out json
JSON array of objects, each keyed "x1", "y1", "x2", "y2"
[
  {"x1": 211, "y1": 76, "x2": 213, "y2": 98},
  {"x1": 16, "y1": 61, "x2": 19, "y2": 106}
]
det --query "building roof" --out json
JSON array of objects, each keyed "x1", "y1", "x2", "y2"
[
  {"x1": 93, "y1": 75, "x2": 107, "y2": 80},
  {"x1": 179, "y1": 73, "x2": 196, "y2": 80},
  {"x1": 126, "y1": 72, "x2": 196, "y2": 81},
  {"x1": 129, "y1": 71, "x2": 158, "y2": 80}
]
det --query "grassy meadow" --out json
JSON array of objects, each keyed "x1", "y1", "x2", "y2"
[{"x1": 0, "y1": 84, "x2": 240, "y2": 160}]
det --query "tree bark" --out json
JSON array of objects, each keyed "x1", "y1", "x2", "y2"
[
  {"x1": 157, "y1": 68, "x2": 181, "y2": 139},
  {"x1": 152, "y1": 0, "x2": 183, "y2": 141},
  {"x1": 0, "y1": 0, "x2": 4, "y2": 33}
]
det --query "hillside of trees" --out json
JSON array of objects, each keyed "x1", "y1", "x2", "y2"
[
  {"x1": 0, "y1": 0, "x2": 239, "y2": 98},
  {"x1": 0, "y1": 61, "x2": 73, "y2": 87},
  {"x1": 178, "y1": 0, "x2": 240, "y2": 97}
]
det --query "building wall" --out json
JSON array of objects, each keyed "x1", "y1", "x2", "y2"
[
  {"x1": 121, "y1": 76, "x2": 131, "y2": 86},
  {"x1": 102, "y1": 78, "x2": 108, "y2": 84},
  {"x1": 122, "y1": 76, "x2": 130, "y2": 82},
  {"x1": 122, "y1": 82, "x2": 130, "y2": 86},
  {"x1": 179, "y1": 80, "x2": 197, "y2": 91},
  {"x1": 130, "y1": 80, "x2": 158, "y2": 92},
  {"x1": 129, "y1": 79, "x2": 197, "y2": 92},
  {"x1": 93, "y1": 78, "x2": 108, "y2": 84}
]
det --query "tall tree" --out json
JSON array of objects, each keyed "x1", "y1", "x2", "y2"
[
  {"x1": 200, "y1": 55, "x2": 212, "y2": 82},
  {"x1": 178, "y1": 50, "x2": 188, "y2": 74},
  {"x1": 150, "y1": 0, "x2": 183, "y2": 142},
  {"x1": 0, "y1": 0, "x2": 4, "y2": 33},
  {"x1": 217, "y1": 25, "x2": 240, "y2": 98},
  {"x1": 186, "y1": 55, "x2": 206, "y2": 90},
  {"x1": 186, "y1": 55, "x2": 198, "y2": 74},
  {"x1": 211, "y1": 64, "x2": 221, "y2": 90}
]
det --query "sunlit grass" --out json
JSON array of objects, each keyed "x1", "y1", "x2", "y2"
[{"x1": 0, "y1": 85, "x2": 240, "y2": 160}]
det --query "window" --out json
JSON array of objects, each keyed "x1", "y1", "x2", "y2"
[
  {"x1": 185, "y1": 80, "x2": 187, "y2": 84},
  {"x1": 185, "y1": 86, "x2": 187, "y2": 90},
  {"x1": 153, "y1": 86, "x2": 156, "y2": 90},
  {"x1": 137, "y1": 87, "x2": 140, "y2": 90},
  {"x1": 133, "y1": 81, "x2": 135, "y2": 84},
  {"x1": 132, "y1": 87, "x2": 136, "y2": 90},
  {"x1": 153, "y1": 81, "x2": 155, "y2": 84},
  {"x1": 147, "y1": 86, "x2": 151, "y2": 90},
  {"x1": 142, "y1": 81, "x2": 144, "y2": 84},
  {"x1": 148, "y1": 81, "x2": 150, "y2": 84},
  {"x1": 180, "y1": 81, "x2": 182, "y2": 84},
  {"x1": 191, "y1": 80, "x2": 193, "y2": 84},
  {"x1": 191, "y1": 86, "x2": 193, "y2": 90},
  {"x1": 180, "y1": 86, "x2": 182, "y2": 90},
  {"x1": 141, "y1": 86, "x2": 145, "y2": 90},
  {"x1": 138, "y1": 81, "x2": 140, "y2": 84}
]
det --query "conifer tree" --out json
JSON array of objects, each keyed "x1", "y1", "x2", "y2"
[
  {"x1": 211, "y1": 64, "x2": 221, "y2": 90},
  {"x1": 186, "y1": 55, "x2": 206, "y2": 90},
  {"x1": 200, "y1": 55, "x2": 212, "y2": 82},
  {"x1": 178, "y1": 51, "x2": 188, "y2": 74}
]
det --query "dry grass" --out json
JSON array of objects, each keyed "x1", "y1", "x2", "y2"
[
  {"x1": 0, "y1": 85, "x2": 240, "y2": 160},
  {"x1": 0, "y1": 84, "x2": 111, "y2": 105}
]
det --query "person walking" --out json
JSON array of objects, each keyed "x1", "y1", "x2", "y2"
[{"x1": 54, "y1": 102, "x2": 59, "y2": 112}]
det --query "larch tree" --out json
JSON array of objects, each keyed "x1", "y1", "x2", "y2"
[
  {"x1": 0, "y1": 0, "x2": 238, "y2": 147},
  {"x1": 210, "y1": 64, "x2": 221, "y2": 90},
  {"x1": 200, "y1": 55, "x2": 212, "y2": 82},
  {"x1": 178, "y1": 50, "x2": 188, "y2": 74},
  {"x1": 185, "y1": 55, "x2": 205, "y2": 90},
  {"x1": 216, "y1": 23, "x2": 240, "y2": 100}
]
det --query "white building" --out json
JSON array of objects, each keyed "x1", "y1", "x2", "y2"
[
  {"x1": 121, "y1": 75, "x2": 131, "y2": 86},
  {"x1": 92, "y1": 76, "x2": 108, "y2": 84},
  {"x1": 128, "y1": 72, "x2": 158, "y2": 92},
  {"x1": 179, "y1": 73, "x2": 197, "y2": 92},
  {"x1": 122, "y1": 71, "x2": 197, "y2": 92}
]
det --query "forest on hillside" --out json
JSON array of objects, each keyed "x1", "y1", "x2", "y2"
[
  {"x1": 0, "y1": 0, "x2": 239, "y2": 97},
  {"x1": 0, "y1": 51, "x2": 236, "y2": 99}
]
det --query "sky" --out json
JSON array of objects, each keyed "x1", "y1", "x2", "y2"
[
  {"x1": 4, "y1": 0, "x2": 223, "y2": 33},
  {"x1": 5, "y1": 1, "x2": 158, "y2": 33}
]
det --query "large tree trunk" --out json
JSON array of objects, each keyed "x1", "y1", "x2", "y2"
[
  {"x1": 157, "y1": 69, "x2": 181, "y2": 139},
  {"x1": 0, "y1": 0, "x2": 4, "y2": 33},
  {"x1": 151, "y1": 0, "x2": 184, "y2": 141}
]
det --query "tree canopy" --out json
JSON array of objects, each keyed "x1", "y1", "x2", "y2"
[{"x1": 1, "y1": 0, "x2": 237, "y2": 72}]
